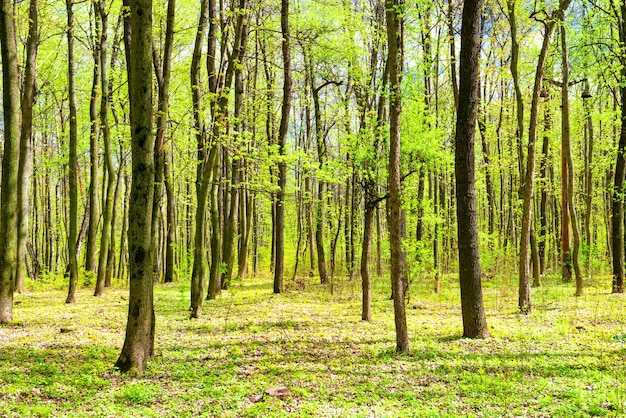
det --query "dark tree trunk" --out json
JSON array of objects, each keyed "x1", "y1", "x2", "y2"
[
  {"x1": 361, "y1": 203, "x2": 375, "y2": 321},
  {"x1": 612, "y1": 5, "x2": 626, "y2": 294},
  {"x1": 65, "y1": 0, "x2": 79, "y2": 305},
  {"x1": 115, "y1": 0, "x2": 156, "y2": 376},
  {"x1": 95, "y1": 0, "x2": 113, "y2": 297},
  {"x1": 274, "y1": 0, "x2": 291, "y2": 293},
  {"x1": 386, "y1": 0, "x2": 409, "y2": 352},
  {"x1": 454, "y1": 0, "x2": 489, "y2": 339},
  {"x1": 189, "y1": 0, "x2": 210, "y2": 316},
  {"x1": 151, "y1": 0, "x2": 176, "y2": 284},
  {"x1": 0, "y1": 0, "x2": 22, "y2": 323}
]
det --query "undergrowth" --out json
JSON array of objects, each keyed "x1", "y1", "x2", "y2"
[{"x1": 0, "y1": 272, "x2": 625, "y2": 417}]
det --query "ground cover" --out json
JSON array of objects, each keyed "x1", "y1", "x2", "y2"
[{"x1": 1, "y1": 273, "x2": 625, "y2": 417}]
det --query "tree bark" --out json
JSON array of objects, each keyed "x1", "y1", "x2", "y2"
[
  {"x1": 65, "y1": 0, "x2": 79, "y2": 305},
  {"x1": 0, "y1": 0, "x2": 21, "y2": 323},
  {"x1": 560, "y1": 27, "x2": 582, "y2": 295},
  {"x1": 274, "y1": 0, "x2": 291, "y2": 293},
  {"x1": 189, "y1": 0, "x2": 210, "y2": 316},
  {"x1": 612, "y1": 4, "x2": 626, "y2": 294},
  {"x1": 95, "y1": 0, "x2": 113, "y2": 297},
  {"x1": 16, "y1": 0, "x2": 38, "y2": 294},
  {"x1": 386, "y1": 0, "x2": 409, "y2": 352},
  {"x1": 454, "y1": 0, "x2": 489, "y2": 339},
  {"x1": 518, "y1": 0, "x2": 571, "y2": 314},
  {"x1": 115, "y1": 0, "x2": 156, "y2": 376},
  {"x1": 151, "y1": 0, "x2": 176, "y2": 284}
]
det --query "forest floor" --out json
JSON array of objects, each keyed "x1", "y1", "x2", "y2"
[{"x1": 1, "y1": 271, "x2": 625, "y2": 417}]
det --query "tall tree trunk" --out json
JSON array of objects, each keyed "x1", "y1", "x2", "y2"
[
  {"x1": 386, "y1": 0, "x2": 409, "y2": 352},
  {"x1": 65, "y1": 0, "x2": 79, "y2": 304},
  {"x1": 222, "y1": 13, "x2": 248, "y2": 290},
  {"x1": 16, "y1": 0, "x2": 38, "y2": 294},
  {"x1": 560, "y1": 27, "x2": 582, "y2": 295},
  {"x1": 518, "y1": 0, "x2": 571, "y2": 314},
  {"x1": 274, "y1": 0, "x2": 291, "y2": 294},
  {"x1": 116, "y1": 0, "x2": 156, "y2": 376},
  {"x1": 85, "y1": 2, "x2": 101, "y2": 275},
  {"x1": 189, "y1": 0, "x2": 210, "y2": 317},
  {"x1": 538, "y1": 92, "x2": 552, "y2": 274},
  {"x1": 507, "y1": 0, "x2": 525, "y2": 178},
  {"x1": 612, "y1": 5, "x2": 626, "y2": 294},
  {"x1": 447, "y1": 0, "x2": 459, "y2": 109},
  {"x1": 583, "y1": 81, "x2": 593, "y2": 277},
  {"x1": 95, "y1": 0, "x2": 113, "y2": 297},
  {"x1": 454, "y1": 0, "x2": 489, "y2": 339},
  {"x1": 0, "y1": 0, "x2": 22, "y2": 323},
  {"x1": 151, "y1": 0, "x2": 176, "y2": 283}
]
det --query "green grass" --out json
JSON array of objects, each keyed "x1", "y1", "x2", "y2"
[{"x1": 1, "y1": 272, "x2": 625, "y2": 417}]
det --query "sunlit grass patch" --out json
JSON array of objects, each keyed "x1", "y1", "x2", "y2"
[{"x1": 0, "y1": 272, "x2": 625, "y2": 416}]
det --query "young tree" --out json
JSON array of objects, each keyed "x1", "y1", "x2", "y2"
[
  {"x1": 274, "y1": 0, "x2": 292, "y2": 293},
  {"x1": 16, "y1": 0, "x2": 39, "y2": 294},
  {"x1": 189, "y1": 0, "x2": 210, "y2": 317},
  {"x1": 0, "y1": 0, "x2": 21, "y2": 323},
  {"x1": 115, "y1": 0, "x2": 156, "y2": 375},
  {"x1": 65, "y1": 0, "x2": 79, "y2": 304},
  {"x1": 518, "y1": 0, "x2": 571, "y2": 314},
  {"x1": 454, "y1": 0, "x2": 489, "y2": 339},
  {"x1": 386, "y1": 0, "x2": 409, "y2": 353}
]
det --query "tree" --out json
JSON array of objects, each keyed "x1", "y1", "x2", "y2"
[
  {"x1": 559, "y1": 26, "x2": 583, "y2": 295},
  {"x1": 0, "y1": 0, "x2": 22, "y2": 323},
  {"x1": 16, "y1": 0, "x2": 39, "y2": 294},
  {"x1": 518, "y1": 0, "x2": 571, "y2": 314},
  {"x1": 274, "y1": 0, "x2": 292, "y2": 294},
  {"x1": 65, "y1": 0, "x2": 79, "y2": 304},
  {"x1": 115, "y1": 0, "x2": 156, "y2": 375},
  {"x1": 386, "y1": 0, "x2": 409, "y2": 353},
  {"x1": 611, "y1": 1, "x2": 626, "y2": 294},
  {"x1": 189, "y1": 0, "x2": 210, "y2": 317},
  {"x1": 454, "y1": 0, "x2": 489, "y2": 338}
]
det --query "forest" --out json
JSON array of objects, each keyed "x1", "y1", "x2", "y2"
[{"x1": 0, "y1": 0, "x2": 626, "y2": 415}]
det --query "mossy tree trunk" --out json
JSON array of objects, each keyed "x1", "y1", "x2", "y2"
[
  {"x1": 0, "y1": 0, "x2": 22, "y2": 323},
  {"x1": 115, "y1": 0, "x2": 156, "y2": 376}
]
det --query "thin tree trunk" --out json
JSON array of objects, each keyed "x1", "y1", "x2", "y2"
[
  {"x1": 95, "y1": 1, "x2": 114, "y2": 297},
  {"x1": 583, "y1": 81, "x2": 593, "y2": 277},
  {"x1": 151, "y1": 0, "x2": 176, "y2": 284},
  {"x1": 386, "y1": 0, "x2": 409, "y2": 352},
  {"x1": 65, "y1": 0, "x2": 79, "y2": 304},
  {"x1": 189, "y1": 0, "x2": 210, "y2": 316},
  {"x1": 560, "y1": 27, "x2": 582, "y2": 295},
  {"x1": 16, "y1": 0, "x2": 38, "y2": 294},
  {"x1": 518, "y1": 0, "x2": 570, "y2": 313},
  {"x1": 361, "y1": 204, "x2": 375, "y2": 321},
  {"x1": 538, "y1": 92, "x2": 551, "y2": 274}
]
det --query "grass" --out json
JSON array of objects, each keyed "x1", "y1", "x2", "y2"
[{"x1": 1, "y1": 271, "x2": 625, "y2": 417}]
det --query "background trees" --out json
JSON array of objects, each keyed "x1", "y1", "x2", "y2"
[{"x1": 1, "y1": 0, "x2": 625, "y2": 368}]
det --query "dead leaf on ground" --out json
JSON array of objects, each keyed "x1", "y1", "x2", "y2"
[
  {"x1": 264, "y1": 386, "x2": 290, "y2": 399},
  {"x1": 248, "y1": 394, "x2": 264, "y2": 403}
]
